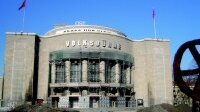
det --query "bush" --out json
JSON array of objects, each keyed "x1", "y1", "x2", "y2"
[
  {"x1": 137, "y1": 103, "x2": 179, "y2": 112},
  {"x1": 175, "y1": 104, "x2": 192, "y2": 112}
]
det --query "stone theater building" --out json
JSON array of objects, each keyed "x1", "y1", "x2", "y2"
[{"x1": 3, "y1": 24, "x2": 173, "y2": 108}]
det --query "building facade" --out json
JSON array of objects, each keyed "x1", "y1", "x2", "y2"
[
  {"x1": 3, "y1": 24, "x2": 173, "y2": 108},
  {"x1": 173, "y1": 85, "x2": 192, "y2": 107},
  {"x1": 173, "y1": 79, "x2": 196, "y2": 107}
]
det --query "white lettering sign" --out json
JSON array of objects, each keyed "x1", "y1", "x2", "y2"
[
  {"x1": 71, "y1": 40, "x2": 76, "y2": 47},
  {"x1": 83, "y1": 40, "x2": 87, "y2": 46},
  {"x1": 89, "y1": 40, "x2": 94, "y2": 46},
  {"x1": 77, "y1": 40, "x2": 81, "y2": 46},
  {"x1": 65, "y1": 40, "x2": 121, "y2": 50},
  {"x1": 66, "y1": 41, "x2": 70, "y2": 47},
  {"x1": 96, "y1": 41, "x2": 100, "y2": 47}
]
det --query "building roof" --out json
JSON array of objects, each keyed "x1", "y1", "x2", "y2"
[{"x1": 44, "y1": 24, "x2": 127, "y2": 37}]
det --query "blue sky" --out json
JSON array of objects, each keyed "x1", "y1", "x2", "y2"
[{"x1": 0, "y1": 0, "x2": 200, "y2": 75}]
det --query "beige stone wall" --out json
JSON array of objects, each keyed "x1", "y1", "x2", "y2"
[
  {"x1": 132, "y1": 41, "x2": 149, "y2": 107},
  {"x1": 132, "y1": 39, "x2": 173, "y2": 106},
  {"x1": 3, "y1": 33, "x2": 36, "y2": 102}
]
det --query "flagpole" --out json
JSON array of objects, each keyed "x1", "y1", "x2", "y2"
[
  {"x1": 22, "y1": 7, "x2": 26, "y2": 32},
  {"x1": 153, "y1": 17, "x2": 157, "y2": 39},
  {"x1": 19, "y1": 0, "x2": 26, "y2": 32}
]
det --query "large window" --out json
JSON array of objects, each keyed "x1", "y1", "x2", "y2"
[
  {"x1": 120, "y1": 63, "x2": 128, "y2": 84},
  {"x1": 88, "y1": 60, "x2": 99, "y2": 82},
  {"x1": 105, "y1": 61, "x2": 115, "y2": 83},
  {"x1": 55, "y1": 63, "x2": 65, "y2": 83},
  {"x1": 119, "y1": 64, "x2": 126, "y2": 84},
  {"x1": 71, "y1": 61, "x2": 81, "y2": 82}
]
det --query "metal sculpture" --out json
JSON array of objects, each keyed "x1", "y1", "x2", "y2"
[{"x1": 173, "y1": 39, "x2": 200, "y2": 112}]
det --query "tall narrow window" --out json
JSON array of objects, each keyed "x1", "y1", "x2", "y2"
[
  {"x1": 55, "y1": 63, "x2": 65, "y2": 83},
  {"x1": 120, "y1": 63, "x2": 127, "y2": 84},
  {"x1": 88, "y1": 60, "x2": 99, "y2": 82},
  {"x1": 71, "y1": 61, "x2": 81, "y2": 82},
  {"x1": 105, "y1": 62, "x2": 114, "y2": 83}
]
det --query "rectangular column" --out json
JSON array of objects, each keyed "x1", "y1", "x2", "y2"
[
  {"x1": 82, "y1": 60, "x2": 88, "y2": 83},
  {"x1": 99, "y1": 60, "x2": 105, "y2": 83},
  {"x1": 115, "y1": 62, "x2": 120, "y2": 83},
  {"x1": 126, "y1": 67, "x2": 131, "y2": 84},
  {"x1": 51, "y1": 88, "x2": 55, "y2": 95},
  {"x1": 51, "y1": 62, "x2": 56, "y2": 84},
  {"x1": 65, "y1": 60, "x2": 71, "y2": 83}
]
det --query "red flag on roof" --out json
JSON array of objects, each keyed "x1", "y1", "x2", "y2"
[
  {"x1": 152, "y1": 9, "x2": 156, "y2": 19},
  {"x1": 19, "y1": 0, "x2": 26, "y2": 10}
]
